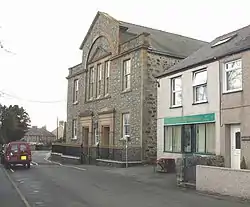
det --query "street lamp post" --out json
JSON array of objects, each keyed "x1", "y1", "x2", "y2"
[{"x1": 120, "y1": 135, "x2": 130, "y2": 168}]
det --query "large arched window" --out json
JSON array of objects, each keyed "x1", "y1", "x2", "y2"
[{"x1": 85, "y1": 36, "x2": 112, "y2": 100}]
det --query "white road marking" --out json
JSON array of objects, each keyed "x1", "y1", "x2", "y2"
[
  {"x1": 64, "y1": 165, "x2": 86, "y2": 171},
  {"x1": 3, "y1": 168, "x2": 31, "y2": 207},
  {"x1": 43, "y1": 156, "x2": 86, "y2": 171},
  {"x1": 31, "y1": 161, "x2": 38, "y2": 166},
  {"x1": 43, "y1": 157, "x2": 62, "y2": 166}
]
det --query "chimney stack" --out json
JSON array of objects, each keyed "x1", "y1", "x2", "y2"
[{"x1": 59, "y1": 121, "x2": 64, "y2": 127}]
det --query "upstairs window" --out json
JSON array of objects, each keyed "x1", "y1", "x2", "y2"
[
  {"x1": 171, "y1": 76, "x2": 182, "y2": 106},
  {"x1": 193, "y1": 70, "x2": 207, "y2": 103},
  {"x1": 96, "y1": 64, "x2": 102, "y2": 97},
  {"x1": 89, "y1": 67, "x2": 94, "y2": 99},
  {"x1": 224, "y1": 59, "x2": 242, "y2": 92},
  {"x1": 73, "y1": 79, "x2": 79, "y2": 103},
  {"x1": 123, "y1": 59, "x2": 131, "y2": 91},
  {"x1": 104, "y1": 61, "x2": 110, "y2": 96}
]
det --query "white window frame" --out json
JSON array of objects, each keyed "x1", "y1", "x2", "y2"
[
  {"x1": 72, "y1": 119, "x2": 77, "y2": 140},
  {"x1": 104, "y1": 61, "x2": 110, "y2": 96},
  {"x1": 123, "y1": 59, "x2": 131, "y2": 91},
  {"x1": 96, "y1": 64, "x2": 102, "y2": 97},
  {"x1": 122, "y1": 113, "x2": 130, "y2": 138},
  {"x1": 73, "y1": 79, "x2": 79, "y2": 104},
  {"x1": 192, "y1": 69, "x2": 207, "y2": 103},
  {"x1": 223, "y1": 59, "x2": 242, "y2": 93},
  {"x1": 171, "y1": 76, "x2": 182, "y2": 107},
  {"x1": 89, "y1": 67, "x2": 94, "y2": 99}
]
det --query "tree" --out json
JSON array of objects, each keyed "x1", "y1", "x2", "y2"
[{"x1": 0, "y1": 104, "x2": 31, "y2": 143}]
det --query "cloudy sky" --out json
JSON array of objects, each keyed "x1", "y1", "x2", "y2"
[{"x1": 0, "y1": 0, "x2": 249, "y2": 131}]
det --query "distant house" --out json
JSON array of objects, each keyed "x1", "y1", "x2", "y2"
[
  {"x1": 23, "y1": 126, "x2": 56, "y2": 145},
  {"x1": 51, "y1": 121, "x2": 65, "y2": 140}
]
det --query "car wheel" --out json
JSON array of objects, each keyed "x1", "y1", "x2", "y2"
[{"x1": 27, "y1": 163, "x2": 30, "y2": 169}]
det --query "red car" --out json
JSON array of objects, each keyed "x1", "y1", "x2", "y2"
[{"x1": 3, "y1": 141, "x2": 32, "y2": 169}]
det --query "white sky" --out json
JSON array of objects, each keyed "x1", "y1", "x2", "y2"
[{"x1": 0, "y1": 0, "x2": 249, "y2": 131}]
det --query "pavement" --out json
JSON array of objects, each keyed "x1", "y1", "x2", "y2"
[
  {"x1": 0, "y1": 150, "x2": 249, "y2": 207},
  {"x1": 0, "y1": 166, "x2": 26, "y2": 207}
]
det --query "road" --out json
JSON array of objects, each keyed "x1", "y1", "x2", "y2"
[{"x1": 1, "y1": 151, "x2": 249, "y2": 207}]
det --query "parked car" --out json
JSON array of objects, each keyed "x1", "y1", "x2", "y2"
[{"x1": 3, "y1": 141, "x2": 32, "y2": 169}]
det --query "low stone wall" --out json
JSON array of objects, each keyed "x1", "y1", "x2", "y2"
[
  {"x1": 196, "y1": 165, "x2": 250, "y2": 199},
  {"x1": 50, "y1": 152, "x2": 81, "y2": 165},
  {"x1": 61, "y1": 155, "x2": 80, "y2": 165},
  {"x1": 176, "y1": 155, "x2": 224, "y2": 186}
]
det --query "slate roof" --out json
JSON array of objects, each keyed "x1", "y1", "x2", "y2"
[
  {"x1": 156, "y1": 24, "x2": 250, "y2": 78},
  {"x1": 79, "y1": 11, "x2": 208, "y2": 59},
  {"x1": 25, "y1": 127, "x2": 55, "y2": 137},
  {"x1": 120, "y1": 21, "x2": 208, "y2": 58}
]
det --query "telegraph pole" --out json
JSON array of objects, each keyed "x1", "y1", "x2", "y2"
[{"x1": 56, "y1": 117, "x2": 58, "y2": 140}]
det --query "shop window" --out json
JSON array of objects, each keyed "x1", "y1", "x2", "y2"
[
  {"x1": 164, "y1": 123, "x2": 215, "y2": 154},
  {"x1": 164, "y1": 126, "x2": 182, "y2": 152}
]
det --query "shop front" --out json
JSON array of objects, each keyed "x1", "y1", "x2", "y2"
[{"x1": 163, "y1": 113, "x2": 216, "y2": 156}]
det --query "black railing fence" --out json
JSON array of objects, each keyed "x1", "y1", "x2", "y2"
[{"x1": 52, "y1": 130, "x2": 142, "y2": 162}]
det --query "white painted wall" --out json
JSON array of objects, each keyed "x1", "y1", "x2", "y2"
[
  {"x1": 157, "y1": 61, "x2": 221, "y2": 159},
  {"x1": 197, "y1": 165, "x2": 250, "y2": 199}
]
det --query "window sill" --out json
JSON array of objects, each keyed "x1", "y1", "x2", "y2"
[
  {"x1": 73, "y1": 101, "x2": 79, "y2": 105},
  {"x1": 163, "y1": 151, "x2": 182, "y2": 154},
  {"x1": 121, "y1": 88, "x2": 132, "y2": 94},
  {"x1": 192, "y1": 101, "x2": 208, "y2": 105},
  {"x1": 169, "y1": 105, "x2": 182, "y2": 109},
  {"x1": 193, "y1": 152, "x2": 215, "y2": 156},
  {"x1": 85, "y1": 95, "x2": 111, "y2": 103},
  {"x1": 163, "y1": 151, "x2": 215, "y2": 155},
  {"x1": 71, "y1": 137, "x2": 77, "y2": 140},
  {"x1": 222, "y1": 89, "x2": 243, "y2": 95}
]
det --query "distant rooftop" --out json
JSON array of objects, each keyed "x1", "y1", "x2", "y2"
[
  {"x1": 80, "y1": 11, "x2": 208, "y2": 59},
  {"x1": 25, "y1": 126, "x2": 55, "y2": 137}
]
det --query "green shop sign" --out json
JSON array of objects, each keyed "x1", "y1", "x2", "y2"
[{"x1": 164, "y1": 113, "x2": 215, "y2": 126}]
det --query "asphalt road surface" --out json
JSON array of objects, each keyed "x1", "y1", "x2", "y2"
[{"x1": 1, "y1": 151, "x2": 249, "y2": 207}]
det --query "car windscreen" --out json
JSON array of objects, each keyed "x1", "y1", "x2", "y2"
[
  {"x1": 10, "y1": 144, "x2": 18, "y2": 153},
  {"x1": 20, "y1": 144, "x2": 28, "y2": 153}
]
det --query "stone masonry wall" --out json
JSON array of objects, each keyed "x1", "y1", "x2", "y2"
[
  {"x1": 81, "y1": 49, "x2": 143, "y2": 147},
  {"x1": 66, "y1": 64, "x2": 83, "y2": 142},
  {"x1": 142, "y1": 53, "x2": 181, "y2": 159},
  {"x1": 66, "y1": 13, "x2": 152, "y2": 162}
]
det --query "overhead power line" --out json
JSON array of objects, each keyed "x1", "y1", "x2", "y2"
[{"x1": 0, "y1": 90, "x2": 66, "y2": 104}]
